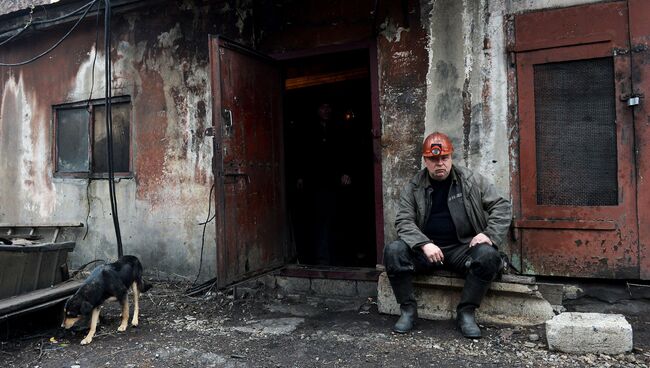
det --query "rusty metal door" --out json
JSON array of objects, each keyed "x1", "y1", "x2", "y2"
[
  {"x1": 209, "y1": 36, "x2": 287, "y2": 287},
  {"x1": 513, "y1": 2, "x2": 639, "y2": 278}
]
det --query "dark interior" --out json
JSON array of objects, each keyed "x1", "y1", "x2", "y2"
[{"x1": 283, "y1": 49, "x2": 376, "y2": 267}]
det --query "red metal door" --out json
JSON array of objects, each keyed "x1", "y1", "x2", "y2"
[
  {"x1": 513, "y1": 2, "x2": 639, "y2": 278},
  {"x1": 209, "y1": 36, "x2": 287, "y2": 287}
]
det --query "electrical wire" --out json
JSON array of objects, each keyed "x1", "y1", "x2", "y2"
[
  {"x1": 0, "y1": 0, "x2": 96, "y2": 48},
  {"x1": 32, "y1": 0, "x2": 95, "y2": 25},
  {"x1": 0, "y1": 0, "x2": 98, "y2": 67},
  {"x1": 86, "y1": 0, "x2": 101, "y2": 108},
  {"x1": 69, "y1": 259, "x2": 106, "y2": 279},
  {"x1": 102, "y1": 0, "x2": 124, "y2": 257},
  {"x1": 82, "y1": 1, "x2": 102, "y2": 242},
  {"x1": 192, "y1": 184, "x2": 216, "y2": 285}
]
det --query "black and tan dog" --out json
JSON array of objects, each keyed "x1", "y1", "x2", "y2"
[{"x1": 62, "y1": 255, "x2": 152, "y2": 345}]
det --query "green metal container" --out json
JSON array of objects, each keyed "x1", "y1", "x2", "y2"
[{"x1": 0, "y1": 242, "x2": 75, "y2": 299}]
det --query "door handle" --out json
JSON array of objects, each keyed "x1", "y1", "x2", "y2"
[{"x1": 223, "y1": 108, "x2": 233, "y2": 136}]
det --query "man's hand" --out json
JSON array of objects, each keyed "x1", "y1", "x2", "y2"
[
  {"x1": 469, "y1": 233, "x2": 492, "y2": 247},
  {"x1": 421, "y1": 242, "x2": 444, "y2": 264}
]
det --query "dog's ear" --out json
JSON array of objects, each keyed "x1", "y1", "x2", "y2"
[{"x1": 80, "y1": 301, "x2": 94, "y2": 314}]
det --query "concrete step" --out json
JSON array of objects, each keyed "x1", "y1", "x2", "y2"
[{"x1": 377, "y1": 271, "x2": 555, "y2": 326}]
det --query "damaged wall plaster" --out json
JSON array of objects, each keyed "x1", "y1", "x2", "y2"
[
  {"x1": 424, "y1": 0, "x2": 509, "y2": 194},
  {"x1": 0, "y1": 1, "x2": 253, "y2": 281}
]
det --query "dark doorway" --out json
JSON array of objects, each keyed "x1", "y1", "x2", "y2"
[{"x1": 283, "y1": 49, "x2": 376, "y2": 267}]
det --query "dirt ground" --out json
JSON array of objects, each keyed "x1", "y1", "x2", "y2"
[{"x1": 2, "y1": 280, "x2": 650, "y2": 368}]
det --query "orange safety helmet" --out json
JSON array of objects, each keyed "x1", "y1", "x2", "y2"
[{"x1": 422, "y1": 132, "x2": 454, "y2": 157}]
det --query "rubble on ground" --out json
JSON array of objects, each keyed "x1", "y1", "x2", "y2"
[{"x1": 1, "y1": 281, "x2": 649, "y2": 367}]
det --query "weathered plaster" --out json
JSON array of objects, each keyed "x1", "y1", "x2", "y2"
[
  {"x1": 0, "y1": 74, "x2": 55, "y2": 220},
  {"x1": 379, "y1": 0, "x2": 430, "y2": 246},
  {"x1": 508, "y1": 0, "x2": 604, "y2": 14},
  {"x1": 0, "y1": 2, "x2": 229, "y2": 281},
  {"x1": 424, "y1": 0, "x2": 510, "y2": 193}
]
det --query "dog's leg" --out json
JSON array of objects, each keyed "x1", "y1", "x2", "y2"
[
  {"x1": 118, "y1": 294, "x2": 129, "y2": 332},
  {"x1": 80, "y1": 308, "x2": 100, "y2": 345},
  {"x1": 131, "y1": 282, "x2": 140, "y2": 327}
]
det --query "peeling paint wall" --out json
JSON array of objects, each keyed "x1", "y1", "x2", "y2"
[
  {"x1": 381, "y1": 0, "x2": 513, "y2": 247},
  {"x1": 2, "y1": 0, "x2": 612, "y2": 278},
  {"x1": 424, "y1": 0, "x2": 510, "y2": 195},
  {"x1": 0, "y1": 1, "x2": 251, "y2": 281},
  {"x1": 508, "y1": 0, "x2": 604, "y2": 13},
  {"x1": 379, "y1": 0, "x2": 431, "y2": 246}
]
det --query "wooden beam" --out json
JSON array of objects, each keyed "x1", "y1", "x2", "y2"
[{"x1": 285, "y1": 68, "x2": 368, "y2": 90}]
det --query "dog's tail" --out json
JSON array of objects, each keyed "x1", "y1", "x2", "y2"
[{"x1": 129, "y1": 256, "x2": 153, "y2": 293}]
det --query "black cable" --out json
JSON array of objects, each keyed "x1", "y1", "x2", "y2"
[
  {"x1": 83, "y1": 178, "x2": 91, "y2": 240},
  {"x1": 32, "y1": 1, "x2": 95, "y2": 25},
  {"x1": 0, "y1": 21, "x2": 31, "y2": 48},
  {"x1": 0, "y1": 0, "x2": 98, "y2": 67},
  {"x1": 102, "y1": 0, "x2": 123, "y2": 258},
  {"x1": 86, "y1": 0, "x2": 101, "y2": 108},
  {"x1": 82, "y1": 1, "x2": 102, "y2": 242},
  {"x1": 192, "y1": 184, "x2": 216, "y2": 285},
  {"x1": 69, "y1": 259, "x2": 106, "y2": 279},
  {"x1": 0, "y1": 0, "x2": 95, "y2": 47}
]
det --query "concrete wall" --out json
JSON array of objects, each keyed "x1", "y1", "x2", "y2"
[
  {"x1": 1, "y1": 0, "x2": 427, "y2": 278},
  {"x1": 0, "y1": 1, "x2": 252, "y2": 281},
  {"x1": 0, "y1": 0, "x2": 615, "y2": 278},
  {"x1": 508, "y1": 0, "x2": 605, "y2": 14},
  {"x1": 382, "y1": 0, "x2": 613, "y2": 253},
  {"x1": 379, "y1": 0, "x2": 431, "y2": 248},
  {"x1": 381, "y1": 0, "x2": 512, "y2": 247}
]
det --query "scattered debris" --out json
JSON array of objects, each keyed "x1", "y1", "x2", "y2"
[{"x1": 0, "y1": 280, "x2": 648, "y2": 367}]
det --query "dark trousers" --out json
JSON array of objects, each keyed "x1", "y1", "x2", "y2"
[{"x1": 383, "y1": 239, "x2": 502, "y2": 306}]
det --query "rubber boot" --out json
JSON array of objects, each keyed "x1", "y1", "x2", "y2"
[
  {"x1": 388, "y1": 273, "x2": 418, "y2": 333},
  {"x1": 456, "y1": 273, "x2": 490, "y2": 338}
]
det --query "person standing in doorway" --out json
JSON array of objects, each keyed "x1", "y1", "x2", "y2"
[
  {"x1": 295, "y1": 102, "x2": 352, "y2": 265},
  {"x1": 383, "y1": 132, "x2": 512, "y2": 338}
]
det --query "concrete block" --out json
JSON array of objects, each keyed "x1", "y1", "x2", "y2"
[
  {"x1": 377, "y1": 272, "x2": 554, "y2": 326},
  {"x1": 356, "y1": 281, "x2": 378, "y2": 298},
  {"x1": 276, "y1": 276, "x2": 310, "y2": 293},
  {"x1": 537, "y1": 282, "x2": 564, "y2": 305},
  {"x1": 311, "y1": 279, "x2": 357, "y2": 297},
  {"x1": 546, "y1": 312, "x2": 633, "y2": 354}
]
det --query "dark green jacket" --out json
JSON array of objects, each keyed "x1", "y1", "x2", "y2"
[{"x1": 395, "y1": 165, "x2": 512, "y2": 249}]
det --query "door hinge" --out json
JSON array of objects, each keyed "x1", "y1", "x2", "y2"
[
  {"x1": 632, "y1": 44, "x2": 648, "y2": 53},
  {"x1": 204, "y1": 126, "x2": 216, "y2": 137}
]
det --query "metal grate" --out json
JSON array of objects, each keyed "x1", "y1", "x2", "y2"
[{"x1": 534, "y1": 58, "x2": 618, "y2": 206}]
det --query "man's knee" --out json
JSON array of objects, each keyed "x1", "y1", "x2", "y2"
[
  {"x1": 384, "y1": 239, "x2": 409, "y2": 259},
  {"x1": 469, "y1": 244, "x2": 502, "y2": 281},
  {"x1": 383, "y1": 239, "x2": 413, "y2": 275}
]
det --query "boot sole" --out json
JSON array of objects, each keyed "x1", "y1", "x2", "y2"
[{"x1": 392, "y1": 327, "x2": 412, "y2": 334}]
